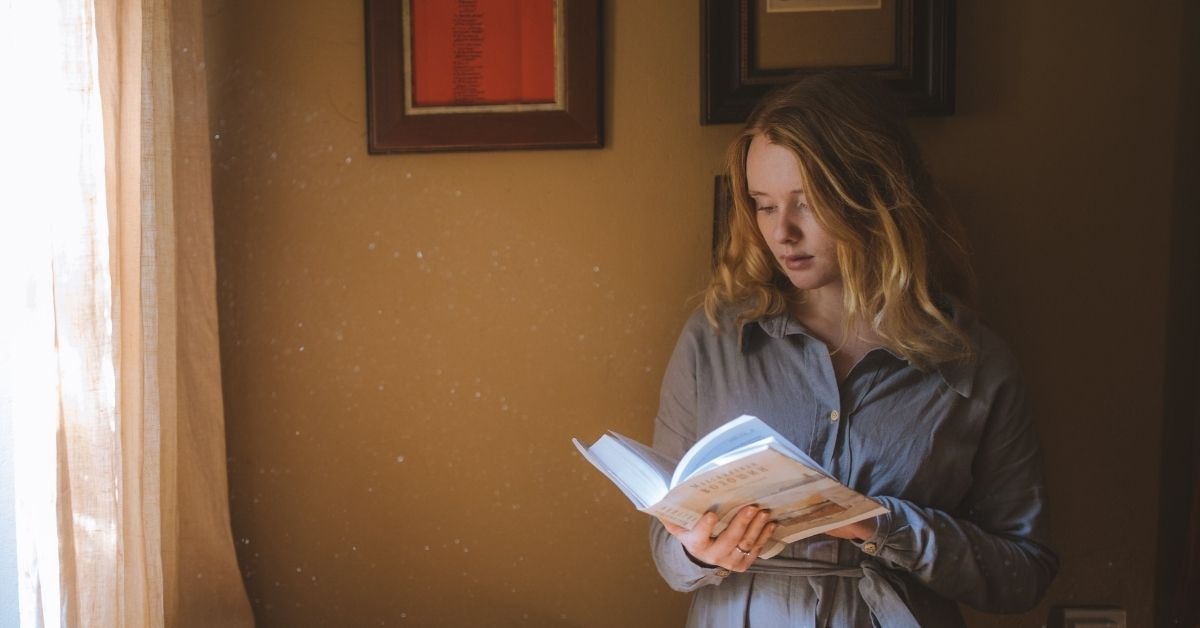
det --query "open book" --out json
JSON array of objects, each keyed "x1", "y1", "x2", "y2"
[{"x1": 572, "y1": 415, "x2": 887, "y2": 559}]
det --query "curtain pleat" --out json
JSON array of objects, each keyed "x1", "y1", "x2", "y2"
[
  {"x1": 162, "y1": 0, "x2": 255, "y2": 623},
  {"x1": 6, "y1": 0, "x2": 255, "y2": 625}
]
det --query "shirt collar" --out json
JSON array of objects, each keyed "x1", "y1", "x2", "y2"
[{"x1": 740, "y1": 312, "x2": 978, "y2": 398}]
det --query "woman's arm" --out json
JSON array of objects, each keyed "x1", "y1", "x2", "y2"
[
  {"x1": 854, "y1": 370, "x2": 1058, "y2": 612},
  {"x1": 647, "y1": 320, "x2": 737, "y2": 591}
]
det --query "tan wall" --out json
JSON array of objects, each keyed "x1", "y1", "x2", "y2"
[{"x1": 205, "y1": 1, "x2": 1186, "y2": 626}]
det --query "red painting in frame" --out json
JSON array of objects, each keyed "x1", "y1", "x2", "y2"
[{"x1": 365, "y1": 0, "x2": 603, "y2": 153}]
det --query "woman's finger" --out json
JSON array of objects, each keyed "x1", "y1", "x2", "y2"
[
  {"x1": 714, "y1": 506, "x2": 762, "y2": 552},
  {"x1": 723, "y1": 510, "x2": 770, "y2": 570},
  {"x1": 750, "y1": 517, "x2": 777, "y2": 553},
  {"x1": 690, "y1": 511, "x2": 720, "y2": 539}
]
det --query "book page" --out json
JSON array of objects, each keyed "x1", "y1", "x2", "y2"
[
  {"x1": 606, "y1": 431, "x2": 677, "y2": 483},
  {"x1": 654, "y1": 446, "x2": 826, "y2": 528},
  {"x1": 672, "y1": 415, "x2": 825, "y2": 487},
  {"x1": 572, "y1": 435, "x2": 671, "y2": 508},
  {"x1": 767, "y1": 481, "x2": 888, "y2": 544},
  {"x1": 652, "y1": 446, "x2": 887, "y2": 546},
  {"x1": 672, "y1": 415, "x2": 773, "y2": 486},
  {"x1": 712, "y1": 476, "x2": 887, "y2": 544}
]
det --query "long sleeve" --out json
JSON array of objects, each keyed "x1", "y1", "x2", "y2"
[
  {"x1": 858, "y1": 365, "x2": 1058, "y2": 612},
  {"x1": 647, "y1": 319, "x2": 733, "y2": 591},
  {"x1": 638, "y1": 310, "x2": 1057, "y2": 626}
]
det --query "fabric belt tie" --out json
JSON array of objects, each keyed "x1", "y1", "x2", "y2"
[{"x1": 745, "y1": 557, "x2": 921, "y2": 628}]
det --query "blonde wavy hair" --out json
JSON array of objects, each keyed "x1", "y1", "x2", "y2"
[{"x1": 705, "y1": 72, "x2": 976, "y2": 368}]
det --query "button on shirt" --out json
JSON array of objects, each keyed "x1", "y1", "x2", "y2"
[{"x1": 649, "y1": 309, "x2": 1058, "y2": 628}]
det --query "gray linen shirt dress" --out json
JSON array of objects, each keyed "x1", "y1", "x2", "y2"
[{"x1": 649, "y1": 309, "x2": 1058, "y2": 627}]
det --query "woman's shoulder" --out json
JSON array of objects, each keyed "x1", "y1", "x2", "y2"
[
  {"x1": 674, "y1": 308, "x2": 722, "y2": 346},
  {"x1": 671, "y1": 306, "x2": 749, "y2": 352},
  {"x1": 957, "y1": 316, "x2": 1029, "y2": 396},
  {"x1": 969, "y1": 319, "x2": 1021, "y2": 368},
  {"x1": 680, "y1": 303, "x2": 767, "y2": 338}
]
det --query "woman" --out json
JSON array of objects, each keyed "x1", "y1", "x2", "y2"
[{"x1": 649, "y1": 73, "x2": 1057, "y2": 627}]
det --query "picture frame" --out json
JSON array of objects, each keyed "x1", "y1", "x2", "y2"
[
  {"x1": 712, "y1": 175, "x2": 732, "y2": 268},
  {"x1": 701, "y1": 0, "x2": 955, "y2": 124},
  {"x1": 365, "y1": 0, "x2": 603, "y2": 153}
]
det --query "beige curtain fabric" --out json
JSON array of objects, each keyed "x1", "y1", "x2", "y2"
[
  {"x1": 97, "y1": 0, "x2": 255, "y2": 624},
  {"x1": 5, "y1": 0, "x2": 253, "y2": 625}
]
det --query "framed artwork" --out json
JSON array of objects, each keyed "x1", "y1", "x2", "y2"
[
  {"x1": 365, "y1": 0, "x2": 603, "y2": 153},
  {"x1": 701, "y1": 0, "x2": 955, "y2": 124},
  {"x1": 712, "y1": 175, "x2": 732, "y2": 267}
]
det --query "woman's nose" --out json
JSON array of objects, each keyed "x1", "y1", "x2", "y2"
[{"x1": 771, "y1": 212, "x2": 798, "y2": 243}]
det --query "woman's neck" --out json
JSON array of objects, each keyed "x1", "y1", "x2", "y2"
[
  {"x1": 792, "y1": 285, "x2": 881, "y2": 380},
  {"x1": 791, "y1": 284, "x2": 851, "y2": 344}
]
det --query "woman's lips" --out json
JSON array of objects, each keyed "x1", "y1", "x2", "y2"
[{"x1": 783, "y1": 254, "x2": 813, "y2": 270}]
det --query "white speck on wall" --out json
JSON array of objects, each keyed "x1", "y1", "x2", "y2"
[
  {"x1": 270, "y1": 151, "x2": 277, "y2": 160},
  {"x1": 396, "y1": 455, "x2": 405, "y2": 463},
  {"x1": 454, "y1": 190, "x2": 461, "y2": 196},
  {"x1": 213, "y1": 133, "x2": 221, "y2": 140},
  {"x1": 416, "y1": 251, "x2": 424, "y2": 259},
  {"x1": 368, "y1": 242, "x2": 376, "y2": 251},
  {"x1": 405, "y1": 172, "x2": 412, "y2": 179},
  {"x1": 593, "y1": 265, "x2": 600, "y2": 272},
  {"x1": 344, "y1": 156, "x2": 352, "y2": 164}
]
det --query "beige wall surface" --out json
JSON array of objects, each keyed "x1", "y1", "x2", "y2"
[{"x1": 205, "y1": 1, "x2": 1187, "y2": 626}]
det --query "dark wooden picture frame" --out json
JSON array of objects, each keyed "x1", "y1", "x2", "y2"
[
  {"x1": 365, "y1": 0, "x2": 603, "y2": 153},
  {"x1": 701, "y1": 0, "x2": 955, "y2": 124},
  {"x1": 712, "y1": 175, "x2": 732, "y2": 267}
]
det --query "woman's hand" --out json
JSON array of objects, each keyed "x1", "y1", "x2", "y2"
[{"x1": 659, "y1": 505, "x2": 777, "y2": 572}]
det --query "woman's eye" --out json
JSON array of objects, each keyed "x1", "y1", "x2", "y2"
[{"x1": 755, "y1": 205, "x2": 775, "y2": 213}]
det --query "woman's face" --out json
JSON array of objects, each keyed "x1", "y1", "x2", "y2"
[{"x1": 746, "y1": 133, "x2": 842, "y2": 294}]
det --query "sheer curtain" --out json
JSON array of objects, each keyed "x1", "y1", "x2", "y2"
[{"x1": 0, "y1": 0, "x2": 254, "y2": 626}]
